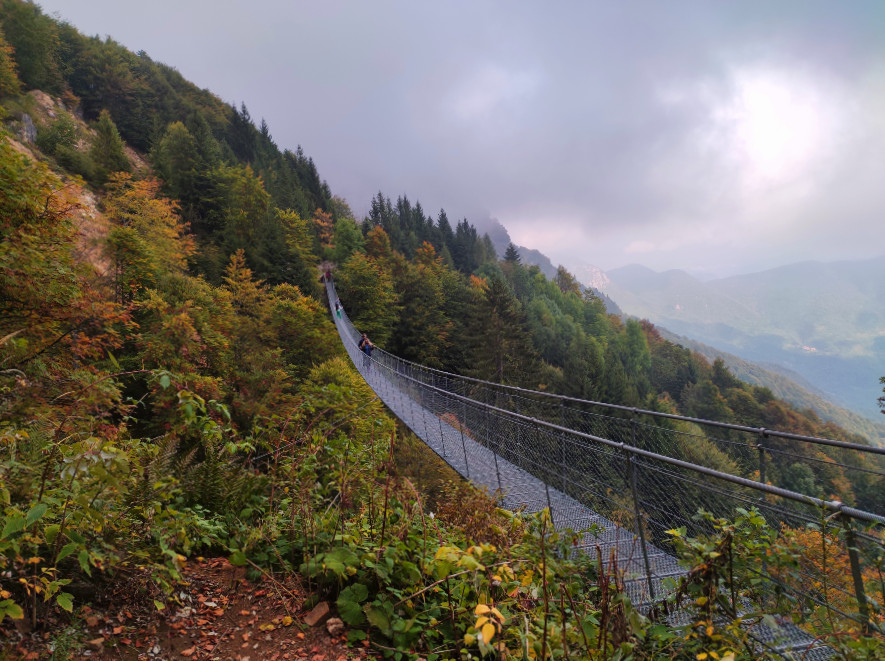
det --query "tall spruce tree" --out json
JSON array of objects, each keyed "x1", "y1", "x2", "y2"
[
  {"x1": 504, "y1": 242, "x2": 521, "y2": 263},
  {"x1": 90, "y1": 109, "x2": 130, "y2": 186},
  {"x1": 466, "y1": 276, "x2": 539, "y2": 385}
]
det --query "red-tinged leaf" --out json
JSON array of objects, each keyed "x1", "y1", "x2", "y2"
[
  {"x1": 181, "y1": 647, "x2": 196, "y2": 657},
  {"x1": 113, "y1": 626, "x2": 124, "y2": 634},
  {"x1": 120, "y1": 638, "x2": 132, "y2": 645}
]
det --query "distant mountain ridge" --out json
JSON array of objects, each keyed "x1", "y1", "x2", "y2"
[{"x1": 600, "y1": 257, "x2": 885, "y2": 419}]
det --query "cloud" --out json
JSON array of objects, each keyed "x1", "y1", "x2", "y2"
[
  {"x1": 625, "y1": 240, "x2": 656, "y2": 255},
  {"x1": 448, "y1": 64, "x2": 540, "y2": 123}
]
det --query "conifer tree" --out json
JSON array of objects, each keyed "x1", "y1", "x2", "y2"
[
  {"x1": 389, "y1": 242, "x2": 451, "y2": 367},
  {"x1": 90, "y1": 109, "x2": 130, "y2": 185},
  {"x1": 152, "y1": 121, "x2": 200, "y2": 203},
  {"x1": 504, "y1": 242, "x2": 521, "y2": 263},
  {"x1": 437, "y1": 209, "x2": 454, "y2": 251},
  {"x1": 465, "y1": 276, "x2": 539, "y2": 385}
]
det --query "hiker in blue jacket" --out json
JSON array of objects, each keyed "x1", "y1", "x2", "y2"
[{"x1": 358, "y1": 333, "x2": 374, "y2": 369}]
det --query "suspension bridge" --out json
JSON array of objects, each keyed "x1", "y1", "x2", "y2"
[{"x1": 325, "y1": 280, "x2": 885, "y2": 659}]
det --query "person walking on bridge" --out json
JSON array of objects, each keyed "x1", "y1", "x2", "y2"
[{"x1": 358, "y1": 333, "x2": 374, "y2": 370}]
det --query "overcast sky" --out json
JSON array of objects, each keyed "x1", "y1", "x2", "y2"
[{"x1": 35, "y1": 1, "x2": 885, "y2": 277}]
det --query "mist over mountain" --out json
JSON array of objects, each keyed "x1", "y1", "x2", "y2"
[{"x1": 598, "y1": 257, "x2": 885, "y2": 419}]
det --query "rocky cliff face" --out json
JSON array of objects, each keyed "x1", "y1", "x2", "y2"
[
  {"x1": 572, "y1": 263, "x2": 610, "y2": 293},
  {"x1": 4, "y1": 89, "x2": 154, "y2": 278}
]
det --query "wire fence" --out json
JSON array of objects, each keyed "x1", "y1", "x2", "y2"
[{"x1": 326, "y1": 281, "x2": 884, "y2": 656}]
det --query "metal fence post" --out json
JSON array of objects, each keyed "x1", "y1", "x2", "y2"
[
  {"x1": 460, "y1": 399, "x2": 471, "y2": 480},
  {"x1": 421, "y1": 384, "x2": 429, "y2": 441},
  {"x1": 560, "y1": 402, "x2": 567, "y2": 495},
  {"x1": 493, "y1": 442, "x2": 503, "y2": 493},
  {"x1": 757, "y1": 429, "x2": 767, "y2": 486},
  {"x1": 485, "y1": 403, "x2": 493, "y2": 455},
  {"x1": 438, "y1": 413, "x2": 447, "y2": 459},
  {"x1": 535, "y1": 420, "x2": 555, "y2": 527},
  {"x1": 627, "y1": 451, "x2": 656, "y2": 602},
  {"x1": 841, "y1": 516, "x2": 871, "y2": 633}
]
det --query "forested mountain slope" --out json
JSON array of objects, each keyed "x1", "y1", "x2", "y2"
[{"x1": 659, "y1": 329, "x2": 885, "y2": 447}]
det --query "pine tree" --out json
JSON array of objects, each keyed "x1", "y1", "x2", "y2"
[
  {"x1": 389, "y1": 243, "x2": 451, "y2": 368},
  {"x1": 437, "y1": 209, "x2": 454, "y2": 250},
  {"x1": 504, "y1": 243, "x2": 521, "y2": 263},
  {"x1": 90, "y1": 109, "x2": 130, "y2": 186},
  {"x1": 152, "y1": 121, "x2": 200, "y2": 202},
  {"x1": 465, "y1": 276, "x2": 539, "y2": 385}
]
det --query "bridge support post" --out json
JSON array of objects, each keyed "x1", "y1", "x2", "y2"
[
  {"x1": 535, "y1": 420, "x2": 555, "y2": 527},
  {"x1": 408, "y1": 365, "x2": 416, "y2": 421},
  {"x1": 757, "y1": 429, "x2": 768, "y2": 592},
  {"x1": 493, "y1": 445, "x2": 502, "y2": 494},
  {"x1": 421, "y1": 384, "x2": 429, "y2": 441},
  {"x1": 560, "y1": 402, "x2": 567, "y2": 496},
  {"x1": 627, "y1": 450, "x2": 656, "y2": 603},
  {"x1": 841, "y1": 515, "x2": 871, "y2": 633},
  {"x1": 485, "y1": 405, "x2": 502, "y2": 491},
  {"x1": 460, "y1": 399, "x2": 471, "y2": 480},
  {"x1": 438, "y1": 412, "x2": 447, "y2": 459},
  {"x1": 757, "y1": 429, "x2": 767, "y2": 486}
]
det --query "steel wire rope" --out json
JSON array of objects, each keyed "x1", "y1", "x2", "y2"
[
  {"x1": 762, "y1": 446, "x2": 885, "y2": 478},
  {"x1": 333, "y1": 353, "x2": 885, "y2": 527},
  {"x1": 331, "y1": 315, "x2": 885, "y2": 459}
]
